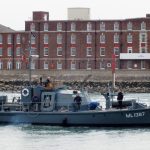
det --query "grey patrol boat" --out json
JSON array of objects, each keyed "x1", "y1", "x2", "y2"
[{"x1": 0, "y1": 84, "x2": 149, "y2": 127}]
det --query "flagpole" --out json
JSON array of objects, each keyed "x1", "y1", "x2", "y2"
[{"x1": 29, "y1": 31, "x2": 32, "y2": 87}]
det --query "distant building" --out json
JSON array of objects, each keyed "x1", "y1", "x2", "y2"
[{"x1": 0, "y1": 9, "x2": 150, "y2": 70}]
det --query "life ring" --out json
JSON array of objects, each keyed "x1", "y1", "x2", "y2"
[{"x1": 22, "y1": 88, "x2": 29, "y2": 97}]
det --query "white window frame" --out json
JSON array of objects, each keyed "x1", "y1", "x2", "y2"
[
  {"x1": 71, "y1": 47, "x2": 76, "y2": 56},
  {"x1": 114, "y1": 33, "x2": 119, "y2": 43},
  {"x1": 140, "y1": 47, "x2": 147, "y2": 53},
  {"x1": 71, "y1": 34, "x2": 76, "y2": 44},
  {"x1": 30, "y1": 23, "x2": 35, "y2": 31},
  {"x1": 7, "y1": 47, "x2": 12, "y2": 56},
  {"x1": 31, "y1": 61, "x2": 35, "y2": 70},
  {"x1": 87, "y1": 22, "x2": 92, "y2": 31},
  {"x1": 141, "y1": 22, "x2": 146, "y2": 30},
  {"x1": 71, "y1": 22, "x2": 76, "y2": 31},
  {"x1": 100, "y1": 47, "x2": 105, "y2": 56},
  {"x1": 100, "y1": 33, "x2": 105, "y2": 43},
  {"x1": 127, "y1": 33, "x2": 132, "y2": 43},
  {"x1": 7, "y1": 34, "x2": 12, "y2": 44},
  {"x1": 0, "y1": 34, "x2": 2, "y2": 44},
  {"x1": 7, "y1": 61, "x2": 12, "y2": 70},
  {"x1": 16, "y1": 61, "x2": 21, "y2": 70},
  {"x1": 86, "y1": 47, "x2": 92, "y2": 56},
  {"x1": 71, "y1": 61, "x2": 76, "y2": 70},
  {"x1": 44, "y1": 23, "x2": 48, "y2": 31},
  {"x1": 44, "y1": 61, "x2": 49, "y2": 70},
  {"x1": 127, "y1": 22, "x2": 132, "y2": 30},
  {"x1": 86, "y1": 60, "x2": 91, "y2": 70},
  {"x1": 87, "y1": 34, "x2": 92, "y2": 44},
  {"x1": 16, "y1": 47, "x2": 21, "y2": 56},
  {"x1": 57, "y1": 61, "x2": 62, "y2": 70},
  {"x1": 100, "y1": 22, "x2": 105, "y2": 31},
  {"x1": 140, "y1": 33, "x2": 147, "y2": 43},
  {"x1": 16, "y1": 34, "x2": 21, "y2": 44},
  {"x1": 0, "y1": 48, "x2": 2, "y2": 56},
  {"x1": 57, "y1": 34, "x2": 62, "y2": 44},
  {"x1": 44, "y1": 34, "x2": 48, "y2": 44},
  {"x1": 57, "y1": 47, "x2": 62, "y2": 56},
  {"x1": 114, "y1": 22, "x2": 119, "y2": 31},
  {"x1": 57, "y1": 23, "x2": 62, "y2": 31},
  {"x1": 114, "y1": 47, "x2": 119, "y2": 56},
  {"x1": 31, "y1": 35, "x2": 36, "y2": 44},
  {"x1": 44, "y1": 47, "x2": 49, "y2": 56}
]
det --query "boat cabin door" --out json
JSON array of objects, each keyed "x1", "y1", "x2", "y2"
[{"x1": 41, "y1": 91, "x2": 55, "y2": 111}]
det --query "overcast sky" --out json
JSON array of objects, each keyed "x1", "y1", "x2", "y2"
[{"x1": 1, "y1": 0, "x2": 150, "y2": 30}]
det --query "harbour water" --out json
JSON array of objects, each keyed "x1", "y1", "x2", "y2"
[{"x1": 0, "y1": 92, "x2": 150, "y2": 150}]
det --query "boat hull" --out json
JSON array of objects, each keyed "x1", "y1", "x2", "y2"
[{"x1": 0, "y1": 108, "x2": 150, "y2": 126}]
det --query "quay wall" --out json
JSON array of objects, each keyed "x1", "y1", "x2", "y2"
[{"x1": 0, "y1": 70, "x2": 150, "y2": 93}]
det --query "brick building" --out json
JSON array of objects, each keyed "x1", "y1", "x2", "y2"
[{"x1": 0, "y1": 10, "x2": 150, "y2": 71}]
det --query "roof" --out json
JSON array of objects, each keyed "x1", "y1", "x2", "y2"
[{"x1": 0, "y1": 24, "x2": 15, "y2": 33}]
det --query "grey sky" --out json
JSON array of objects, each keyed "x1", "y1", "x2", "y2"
[{"x1": 1, "y1": 0, "x2": 149, "y2": 30}]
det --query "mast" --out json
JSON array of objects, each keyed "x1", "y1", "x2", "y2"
[{"x1": 111, "y1": 54, "x2": 116, "y2": 90}]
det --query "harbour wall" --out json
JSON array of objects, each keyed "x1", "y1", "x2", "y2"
[{"x1": 0, "y1": 70, "x2": 150, "y2": 93}]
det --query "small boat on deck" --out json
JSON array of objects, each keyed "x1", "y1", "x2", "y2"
[{"x1": 0, "y1": 83, "x2": 149, "y2": 127}]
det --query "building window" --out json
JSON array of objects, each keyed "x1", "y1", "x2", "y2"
[
  {"x1": 44, "y1": 47, "x2": 49, "y2": 56},
  {"x1": 31, "y1": 47, "x2": 36, "y2": 55},
  {"x1": 0, "y1": 48, "x2": 2, "y2": 56},
  {"x1": 71, "y1": 22, "x2": 76, "y2": 31},
  {"x1": 57, "y1": 61, "x2": 62, "y2": 70},
  {"x1": 71, "y1": 47, "x2": 76, "y2": 56},
  {"x1": 127, "y1": 22, "x2": 132, "y2": 30},
  {"x1": 44, "y1": 23, "x2": 48, "y2": 31},
  {"x1": 127, "y1": 33, "x2": 132, "y2": 43},
  {"x1": 87, "y1": 22, "x2": 92, "y2": 31},
  {"x1": 31, "y1": 61, "x2": 35, "y2": 70},
  {"x1": 7, "y1": 61, "x2": 13, "y2": 70},
  {"x1": 57, "y1": 34, "x2": 62, "y2": 44},
  {"x1": 57, "y1": 22, "x2": 62, "y2": 31},
  {"x1": 0, "y1": 61, "x2": 3, "y2": 70},
  {"x1": 140, "y1": 47, "x2": 147, "y2": 53},
  {"x1": 71, "y1": 61, "x2": 76, "y2": 70},
  {"x1": 141, "y1": 22, "x2": 146, "y2": 30},
  {"x1": 16, "y1": 47, "x2": 21, "y2": 56},
  {"x1": 100, "y1": 33, "x2": 105, "y2": 43},
  {"x1": 44, "y1": 34, "x2": 49, "y2": 44},
  {"x1": 87, "y1": 34, "x2": 92, "y2": 44},
  {"x1": 57, "y1": 47, "x2": 62, "y2": 56},
  {"x1": 87, "y1": 60, "x2": 91, "y2": 70},
  {"x1": 114, "y1": 47, "x2": 119, "y2": 56},
  {"x1": 16, "y1": 61, "x2": 21, "y2": 70},
  {"x1": 16, "y1": 34, "x2": 21, "y2": 44},
  {"x1": 86, "y1": 47, "x2": 92, "y2": 56},
  {"x1": 127, "y1": 61, "x2": 132, "y2": 69},
  {"x1": 114, "y1": 22, "x2": 119, "y2": 31},
  {"x1": 141, "y1": 60, "x2": 145, "y2": 69},
  {"x1": 7, "y1": 34, "x2": 12, "y2": 44},
  {"x1": 100, "y1": 22, "x2": 105, "y2": 31},
  {"x1": 114, "y1": 33, "x2": 119, "y2": 43},
  {"x1": 100, "y1": 61, "x2": 105, "y2": 70},
  {"x1": 7, "y1": 47, "x2": 12, "y2": 56},
  {"x1": 44, "y1": 61, "x2": 49, "y2": 70},
  {"x1": 0, "y1": 34, "x2": 2, "y2": 44},
  {"x1": 127, "y1": 47, "x2": 132, "y2": 53},
  {"x1": 140, "y1": 33, "x2": 147, "y2": 43},
  {"x1": 30, "y1": 23, "x2": 35, "y2": 31},
  {"x1": 31, "y1": 35, "x2": 36, "y2": 44},
  {"x1": 71, "y1": 34, "x2": 76, "y2": 44},
  {"x1": 100, "y1": 47, "x2": 105, "y2": 56}
]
